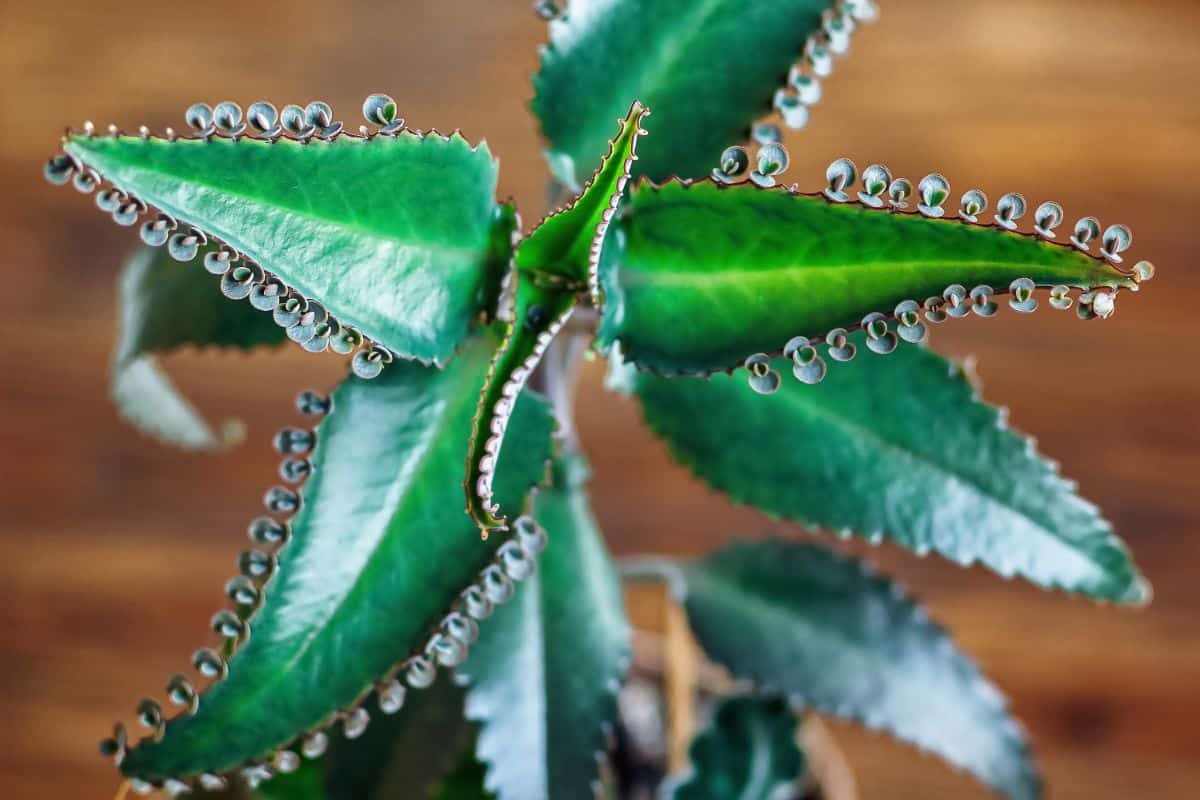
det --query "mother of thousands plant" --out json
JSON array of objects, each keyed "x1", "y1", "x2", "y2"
[{"x1": 45, "y1": 1, "x2": 1157, "y2": 798}]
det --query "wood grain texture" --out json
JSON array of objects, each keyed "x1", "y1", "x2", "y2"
[{"x1": 1, "y1": 1, "x2": 1197, "y2": 797}]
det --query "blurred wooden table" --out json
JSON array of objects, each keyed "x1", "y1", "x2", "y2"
[{"x1": 1, "y1": 1, "x2": 1197, "y2": 797}]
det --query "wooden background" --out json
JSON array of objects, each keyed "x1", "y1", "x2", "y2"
[{"x1": 2, "y1": 1, "x2": 1198, "y2": 797}]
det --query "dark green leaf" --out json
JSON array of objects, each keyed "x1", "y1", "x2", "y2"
[
  {"x1": 679, "y1": 540, "x2": 1041, "y2": 800},
  {"x1": 62, "y1": 127, "x2": 516, "y2": 365},
  {"x1": 113, "y1": 244, "x2": 285, "y2": 450},
  {"x1": 666, "y1": 695, "x2": 805, "y2": 800},
  {"x1": 254, "y1": 760, "x2": 325, "y2": 800},
  {"x1": 432, "y1": 749, "x2": 495, "y2": 800},
  {"x1": 615, "y1": 333, "x2": 1147, "y2": 602},
  {"x1": 532, "y1": 0, "x2": 833, "y2": 187},
  {"x1": 253, "y1": 680, "x2": 476, "y2": 800},
  {"x1": 327, "y1": 680, "x2": 474, "y2": 800},
  {"x1": 596, "y1": 180, "x2": 1140, "y2": 375},
  {"x1": 120, "y1": 328, "x2": 555, "y2": 783},
  {"x1": 460, "y1": 455, "x2": 630, "y2": 800}
]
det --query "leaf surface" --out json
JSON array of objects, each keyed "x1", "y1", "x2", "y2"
[
  {"x1": 616, "y1": 334, "x2": 1147, "y2": 603},
  {"x1": 63, "y1": 129, "x2": 515, "y2": 365},
  {"x1": 532, "y1": 0, "x2": 833, "y2": 187},
  {"x1": 680, "y1": 540, "x2": 1041, "y2": 800},
  {"x1": 460, "y1": 455, "x2": 630, "y2": 800},
  {"x1": 517, "y1": 101, "x2": 647, "y2": 287},
  {"x1": 120, "y1": 329, "x2": 554, "y2": 782},
  {"x1": 666, "y1": 695, "x2": 805, "y2": 800},
  {"x1": 466, "y1": 276, "x2": 576, "y2": 533},
  {"x1": 327, "y1": 680, "x2": 474, "y2": 800},
  {"x1": 465, "y1": 101, "x2": 647, "y2": 532},
  {"x1": 433, "y1": 749, "x2": 495, "y2": 800},
  {"x1": 253, "y1": 680, "x2": 475, "y2": 800},
  {"x1": 113, "y1": 244, "x2": 285, "y2": 450},
  {"x1": 597, "y1": 180, "x2": 1138, "y2": 375}
]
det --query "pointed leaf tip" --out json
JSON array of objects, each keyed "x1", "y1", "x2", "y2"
[
  {"x1": 621, "y1": 335, "x2": 1148, "y2": 604},
  {"x1": 596, "y1": 178, "x2": 1143, "y2": 376},
  {"x1": 111, "y1": 243, "x2": 285, "y2": 451}
]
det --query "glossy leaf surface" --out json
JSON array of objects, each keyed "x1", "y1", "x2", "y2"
[
  {"x1": 596, "y1": 180, "x2": 1137, "y2": 374},
  {"x1": 466, "y1": 275, "x2": 576, "y2": 533},
  {"x1": 616, "y1": 334, "x2": 1147, "y2": 603},
  {"x1": 532, "y1": 0, "x2": 831, "y2": 188},
  {"x1": 516, "y1": 101, "x2": 647, "y2": 285},
  {"x1": 113, "y1": 244, "x2": 285, "y2": 450},
  {"x1": 680, "y1": 540, "x2": 1041, "y2": 800},
  {"x1": 666, "y1": 695, "x2": 805, "y2": 800},
  {"x1": 465, "y1": 101, "x2": 647, "y2": 532},
  {"x1": 64, "y1": 130, "x2": 516, "y2": 365},
  {"x1": 461, "y1": 455, "x2": 630, "y2": 800},
  {"x1": 121, "y1": 329, "x2": 555, "y2": 781}
]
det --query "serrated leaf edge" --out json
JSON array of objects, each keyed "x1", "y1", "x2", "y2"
[
  {"x1": 681, "y1": 539, "x2": 1045, "y2": 800},
  {"x1": 49, "y1": 113, "x2": 508, "y2": 377},
  {"x1": 628, "y1": 355, "x2": 1150, "y2": 605},
  {"x1": 106, "y1": 389, "x2": 555, "y2": 794},
  {"x1": 598, "y1": 174, "x2": 1150, "y2": 379}
]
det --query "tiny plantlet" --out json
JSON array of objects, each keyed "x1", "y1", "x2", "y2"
[{"x1": 46, "y1": 2, "x2": 1160, "y2": 798}]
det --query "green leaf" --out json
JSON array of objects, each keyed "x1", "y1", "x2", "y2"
[
  {"x1": 532, "y1": 0, "x2": 833, "y2": 188},
  {"x1": 465, "y1": 101, "x2": 647, "y2": 532},
  {"x1": 517, "y1": 101, "x2": 647, "y2": 288},
  {"x1": 119, "y1": 328, "x2": 555, "y2": 783},
  {"x1": 253, "y1": 679, "x2": 476, "y2": 800},
  {"x1": 113, "y1": 244, "x2": 286, "y2": 450},
  {"x1": 616, "y1": 333, "x2": 1147, "y2": 603},
  {"x1": 255, "y1": 760, "x2": 326, "y2": 800},
  {"x1": 460, "y1": 454, "x2": 631, "y2": 800},
  {"x1": 665, "y1": 695, "x2": 805, "y2": 800},
  {"x1": 676, "y1": 540, "x2": 1041, "y2": 800},
  {"x1": 62, "y1": 126, "x2": 516, "y2": 365},
  {"x1": 432, "y1": 749, "x2": 495, "y2": 800},
  {"x1": 596, "y1": 179, "x2": 1140, "y2": 375},
  {"x1": 466, "y1": 276, "x2": 577, "y2": 534},
  {"x1": 327, "y1": 680, "x2": 474, "y2": 800}
]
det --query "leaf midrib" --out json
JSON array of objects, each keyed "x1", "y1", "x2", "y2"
[
  {"x1": 620, "y1": 258, "x2": 1106, "y2": 288},
  {"x1": 69, "y1": 138, "x2": 497, "y2": 262}
]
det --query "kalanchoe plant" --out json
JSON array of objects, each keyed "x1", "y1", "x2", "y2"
[{"x1": 44, "y1": 1, "x2": 1157, "y2": 798}]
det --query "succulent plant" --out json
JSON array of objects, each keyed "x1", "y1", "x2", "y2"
[{"x1": 46, "y1": 2, "x2": 1157, "y2": 799}]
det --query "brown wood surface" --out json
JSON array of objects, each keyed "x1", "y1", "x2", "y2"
[{"x1": 1, "y1": 1, "x2": 1198, "y2": 797}]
